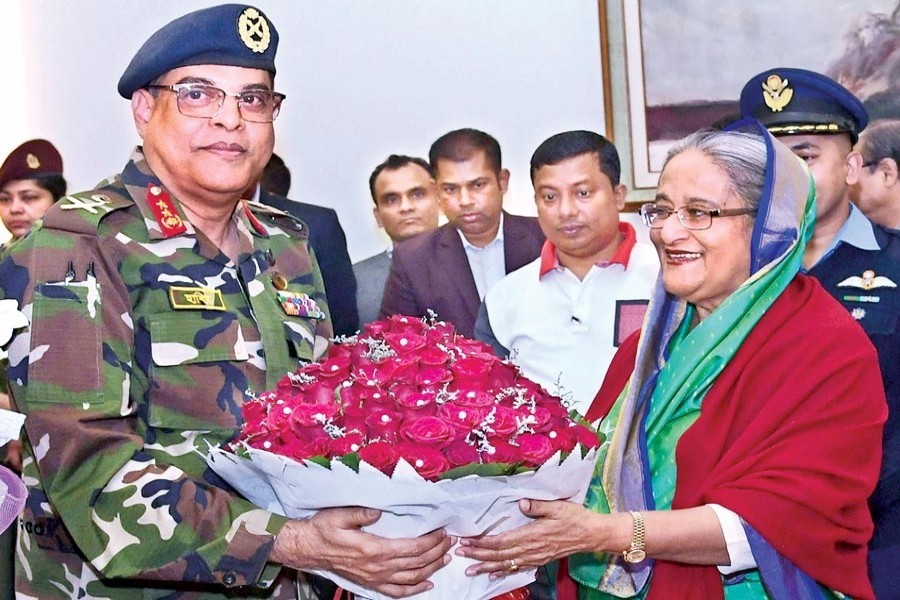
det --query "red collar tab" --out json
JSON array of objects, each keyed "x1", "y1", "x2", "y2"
[
  {"x1": 605, "y1": 222, "x2": 637, "y2": 268},
  {"x1": 539, "y1": 239, "x2": 559, "y2": 278},
  {"x1": 538, "y1": 222, "x2": 638, "y2": 279},
  {"x1": 242, "y1": 201, "x2": 269, "y2": 236},
  {"x1": 146, "y1": 184, "x2": 187, "y2": 238}
]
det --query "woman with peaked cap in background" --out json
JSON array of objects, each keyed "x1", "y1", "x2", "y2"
[
  {"x1": 0, "y1": 139, "x2": 67, "y2": 246},
  {"x1": 457, "y1": 121, "x2": 886, "y2": 599}
]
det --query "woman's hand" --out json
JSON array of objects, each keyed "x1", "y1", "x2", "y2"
[{"x1": 456, "y1": 499, "x2": 629, "y2": 578}]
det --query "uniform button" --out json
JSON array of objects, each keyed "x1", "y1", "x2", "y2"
[
  {"x1": 265, "y1": 249, "x2": 276, "y2": 266},
  {"x1": 271, "y1": 273, "x2": 288, "y2": 290},
  {"x1": 223, "y1": 572, "x2": 237, "y2": 586},
  {"x1": 149, "y1": 185, "x2": 162, "y2": 195}
]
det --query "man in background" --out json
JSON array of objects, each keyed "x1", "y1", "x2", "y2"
[
  {"x1": 256, "y1": 153, "x2": 360, "y2": 336},
  {"x1": 742, "y1": 67, "x2": 900, "y2": 599},
  {"x1": 379, "y1": 128, "x2": 544, "y2": 337},
  {"x1": 850, "y1": 119, "x2": 900, "y2": 229},
  {"x1": 476, "y1": 131, "x2": 657, "y2": 415},
  {"x1": 354, "y1": 154, "x2": 440, "y2": 326}
]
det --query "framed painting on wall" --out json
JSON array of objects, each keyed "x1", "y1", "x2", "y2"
[{"x1": 623, "y1": 0, "x2": 900, "y2": 188}]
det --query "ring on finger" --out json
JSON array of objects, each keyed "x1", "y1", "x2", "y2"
[{"x1": 507, "y1": 558, "x2": 520, "y2": 573}]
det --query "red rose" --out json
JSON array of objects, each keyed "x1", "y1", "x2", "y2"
[
  {"x1": 444, "y1": 437, "x2": 480, "y2": 467},
  {"x1": 362, "y1": 320, "x2": 388, "y2": 337},
  {"x1": 516, "y1": 434, "x2": 556, "y2": 467},
  {"x1": 489, "y1": 361, "x2": 519, "y2": 389},
  {"x1": 242, "y1": 398, "x2": 268, "y2": 427},
  {"x1": 424, "y1": 321, "x2": 455, "y2": 341},
  {"x1": 544, "y1": 426, "x2": 577, "y2": 453},
  {"x1": 289, "y1": 402, "x2": 338, "y2": 428},
  {"x1": 359, "y1": 441, "x2": 400, "y2": 475},
  {"x1": 438, "y1": 403, "x2": 487, "y2": 431},
  {"x1": 339, "y1": 380, "x2": 390, "y2": 412},
  {"x1": 365, "y1": 408, "x2": 403, "y2": 442},
  {"x1": 415, "y1": 366, "x2": 452, "y2": 390},
  {"x1": 383, "y1": 332, "x2": 427, "y2": 356},
  {"x1": 451, "y1": 356, "x2": 492, "y2": 380},
  {"x1": 515, "y1": 405, "x2": 553, "y2": 432},
  {"x1": 482, "y1": 437, "x2": 521, "y2": 463},
  {"x1": 386, "y1": 315, "x2": 427, "y2": 335},
  {"x1": 329, "y1": 431, "x2": 365, "y2": 456},
  {"x1": 487, "y1": 405, "x2": 519, "y2": 436},
  {"x1": 303, "y1": 380, "x2": 340, "y2": 407},
  {"x1": 419, "y1": 346, "x2": 450, "y2": 367},
  {"x1": 281, "y1": 435, "x2": 332, "y2": 461},
  {"x1": 456, "y1": 389, "x2": 494, "y2": 408},
  {"x1": 388, "y1": 355, "x2": 421, "y2": 384},
  {"x1": 318, "y1": 354, "x2": 352, "y2": 379},
  {"x1": 395, "y1": 390, "x2": 438, "y2": 422},
  {"x1": 396, "y1": 443, "x2": 451, "y2": 480},
  {"x1": 265, "y1": 399, "x2": 296, "y2": 432},
  {"x1": 568, "y1": 423, "x2": 602, "y2": 450},
  {"x1": 401, "y1": 416, "x2": 455, "y2": 447}
]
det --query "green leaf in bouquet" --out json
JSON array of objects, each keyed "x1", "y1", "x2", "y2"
[
  {"x1": 339, "y1": 452, "x2": 361, "y2": 472},
  {"x1": 305, "y1": 455, "x2": 332, "y2": 469},
  {"x1": 437, "y1": 461, "x2": 529, "y2": 481}
]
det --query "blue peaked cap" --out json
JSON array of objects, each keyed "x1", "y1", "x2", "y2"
[
  {"x1": 740, "y1": 67, "x2": 868, "y2": 143},
  {"x1": 118, "y1": 4, "x2": 278, "y2": 98}
]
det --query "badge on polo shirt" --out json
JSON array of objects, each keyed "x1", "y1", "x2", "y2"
[
  {"x1": 614, "y1": 300, "x2": 649, "y2": 347},
  {"x1": 169, "y1": 286, "x2": 226, "y2": 311},
  {"x1": 276, "y1": 290, "x2": 325, "y2": 319}
]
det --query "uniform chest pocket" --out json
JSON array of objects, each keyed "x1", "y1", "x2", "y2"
[
  {"x1": 146, "y1": 311, "x2": 248, "y2": 430},
  {"x1": 282, "y1": 317, "x2": 317, "y2": 363},
  {"x1": 850, "y1": 304, "x2": 898, "y2": 337}
]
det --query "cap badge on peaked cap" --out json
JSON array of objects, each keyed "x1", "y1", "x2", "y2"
[
  {"x1": 26, "y1": 154, "x2": 40, "y2": 169},
  {"x1": 762, "y1": 74, "x2": 793, "y2": 112},
  {"x1": 238, "y1": 7, "x2": 270, "y2": 53}
]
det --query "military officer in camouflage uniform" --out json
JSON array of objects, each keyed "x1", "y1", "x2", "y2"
[{"x1": 0, "y1": 4, "x2": 450, "y2": 598}]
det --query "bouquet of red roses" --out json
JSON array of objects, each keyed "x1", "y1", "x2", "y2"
[{"x1": 208, "y1": 314, "x2": 601, "y2": 600}]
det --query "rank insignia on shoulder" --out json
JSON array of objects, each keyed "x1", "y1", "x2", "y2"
[
  {"x1": 836, "y1": 269, "x2": 897, "y2": 291},
  {"x1": 147, "y1": 184, "x2": 187, "y2": 238},
  {"x1": 277, "y1": 290, "x2": 325, "y2": 319},
  {"x1": 169, "y1": 286, "x2": 226, "y2": 311}
]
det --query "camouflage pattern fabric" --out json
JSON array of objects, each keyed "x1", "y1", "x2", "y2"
[{"x1": 0, "y1": 148, "x2": 333, "y2": 599}]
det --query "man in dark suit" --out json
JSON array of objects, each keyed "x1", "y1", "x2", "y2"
[
  {"x1": 379, "y1": 129, "x2": 544, "y2": 337},
  {"x1": 257, "y1": 154, "x2": 360, "y2": 336}
]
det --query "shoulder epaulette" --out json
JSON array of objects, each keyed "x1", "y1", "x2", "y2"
[
  {"x1": 245, "y1": 199, "x2": 308, "y2": 239},
  {"x1": 41, "y1": 188, "x2": 134, "y2": 236}
]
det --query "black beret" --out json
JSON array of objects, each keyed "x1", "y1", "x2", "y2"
[
  {"x1": 740, "y1": 67, "x2": 868, "y2": 143},
  {"x1": 118, "y1": 4, "x2": 279, "y2": 99},
  {"x1": 0, "y1": 139, "x2": 64, "y2": 189}
]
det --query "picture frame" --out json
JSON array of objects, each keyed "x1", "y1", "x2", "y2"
[{"x1": 622, "y1": 0, "x2": 900, "y2": 189}]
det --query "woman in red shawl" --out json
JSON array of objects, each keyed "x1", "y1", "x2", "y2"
[{"x1": 457, "y1": 121, "x2": 886, "y2": 599}]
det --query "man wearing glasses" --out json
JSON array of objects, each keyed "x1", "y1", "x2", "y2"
[
  {"x1": 741, "y1": 68, "x2": 900, "y2": 600},
  {"x1": 0, "y1": 5, "x2": 449, "y2": 599}
]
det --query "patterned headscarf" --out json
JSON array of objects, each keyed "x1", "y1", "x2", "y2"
[{"x1": 571, "y1": 119, "x2": 815, "y2": 596}]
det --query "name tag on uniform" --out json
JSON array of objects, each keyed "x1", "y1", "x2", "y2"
[{"x1": 169, "y1": 286, "x2": 226, "y2": 311}]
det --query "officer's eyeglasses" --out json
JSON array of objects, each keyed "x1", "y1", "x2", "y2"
[
  {"x1": 640, "y1": 203, "x2": 756, "y2": 231},
  {"x1": 147, "y1": 84, "x2": 286, "y2": 123}
]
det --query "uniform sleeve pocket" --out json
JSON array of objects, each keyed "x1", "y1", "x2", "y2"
[{"x1": 28, "y1": 282, "x2": 104, "y2": 404}]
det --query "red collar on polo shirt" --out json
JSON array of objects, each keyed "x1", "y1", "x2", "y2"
[{"x1": 539, "y1": 222, "x2": 638, "y2": 278}]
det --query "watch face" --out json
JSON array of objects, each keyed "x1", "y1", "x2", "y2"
[{"x1": 624, "y1": 549, "x2": 647, "y2": 563}]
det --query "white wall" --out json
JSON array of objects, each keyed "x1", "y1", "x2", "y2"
[{"x1": 0, "y1": 1, "x2": 610, "y2": 259}]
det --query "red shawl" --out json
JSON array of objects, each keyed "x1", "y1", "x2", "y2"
[{"x1": 583, "y1": 276, "x2": 885, "y2": 600}]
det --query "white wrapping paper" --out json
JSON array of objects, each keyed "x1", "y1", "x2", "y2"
[{"x1": 208, "y1": 446, "x2": 598, "y2": 600}]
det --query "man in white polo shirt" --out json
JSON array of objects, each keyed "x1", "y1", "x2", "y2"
[{"x1": 476, "y1": 130, "x2": 658, "y2": 415}]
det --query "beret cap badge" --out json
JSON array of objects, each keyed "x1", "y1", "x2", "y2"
[
  {"x1": 26, "y1": 153, "x2": 41, "y2": 170},
  {"x1": 238, "y1": 7, "x2": 270, "y2": 53},
  {"x1": 762, "y1": 75, "x2": 793, "y2": 112}
]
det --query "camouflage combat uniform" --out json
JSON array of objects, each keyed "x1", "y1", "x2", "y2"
[{"x1": 0, "y1": 148, "x2": 332, "y2": 598}]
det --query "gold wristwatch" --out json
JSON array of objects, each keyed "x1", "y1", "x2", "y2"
[{"x1": 623, "y1": 510, "x2": 647, "y2": 563}]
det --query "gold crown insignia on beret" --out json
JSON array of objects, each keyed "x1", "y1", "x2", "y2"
[
  {"x1": 762, "y1": 75, "x2": 794, "y2": 112},
  {"x1": 26, "y1": 153, "x2": 41, "y2": 169},
  {"x1": 238, "y1": 8, "x2": 270, "y2": 53}
]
